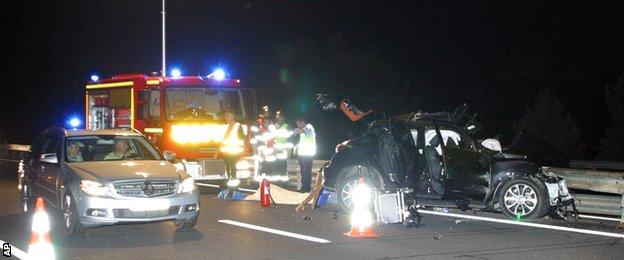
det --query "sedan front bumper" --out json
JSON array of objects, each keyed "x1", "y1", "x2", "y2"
[{"x1": 74, "y1": 191, "x2": 199, "y2": 228}]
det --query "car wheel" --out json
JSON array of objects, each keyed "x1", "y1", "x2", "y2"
[
  {"x1": 175, "y1": 214, "x2": 199, "y2": 231},
  {"x1": 20, "y1": 183, "x2": 34, "y2": 214},
  {"x1": 335, "y1": 166, "x2": 380, "y2": 213},
  {"x1": 498, "y1": 178, "x2": 548, "y2": 220},
  {"x1": 63, "y1": 193, "x2": 86, "y2": 236}
]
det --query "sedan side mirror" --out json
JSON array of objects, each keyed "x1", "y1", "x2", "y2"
[
  {"x1": 40, "y1": 153, "x2": 58, "y2": 164},
  {"x1": 163, "y1": 151, "x2": 176, "y2": 161}
]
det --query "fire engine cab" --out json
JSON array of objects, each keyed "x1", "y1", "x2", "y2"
[{"x1": 84, "y1": 70, "x2": 256, "y2": 180}]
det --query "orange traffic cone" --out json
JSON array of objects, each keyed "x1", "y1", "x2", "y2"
[
  {"x1": 28, "y1": 197, "x2": 55, "y2": 260},
  {"x1": 343, "y1": 177, "x2": 377, "y2": 238}
]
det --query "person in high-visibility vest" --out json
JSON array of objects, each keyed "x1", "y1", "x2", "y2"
[
  {"x1": 221, "y1": 109, "x2": 245, "y2": 180},
  {"x1": 294, "y1": 117, "x2": 316, "y2": 192},
  {"x1": 273, "y1": 110, "x2": 293, "y2": 160}
]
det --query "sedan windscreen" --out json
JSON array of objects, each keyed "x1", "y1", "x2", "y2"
[{"x1": 66, "y1": 135, "x2": 163, "y2": 162}]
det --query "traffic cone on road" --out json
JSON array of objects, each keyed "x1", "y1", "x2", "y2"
[
  {"x1": 343, "y1": 177, "x2": 378, "y2": 238},
  {"x1": 260, "y1": 179, "x2": 271, "y2": 208},
  {"x1": 28, "y1": 197, "x2": 55, "y2": 260}
]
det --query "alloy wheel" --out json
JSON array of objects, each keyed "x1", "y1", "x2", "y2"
[{"x1": 503, "y1": 183, "x2": 538, "y2": 217}]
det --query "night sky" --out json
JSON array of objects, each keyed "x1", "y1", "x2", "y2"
[{"x1": 2, "y1": 1, "x2": 623, "y2": 158}]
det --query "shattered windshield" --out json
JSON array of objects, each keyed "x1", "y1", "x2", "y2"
[{"x1": 165, "y1": 87, "x2": 242, "y2": 121}]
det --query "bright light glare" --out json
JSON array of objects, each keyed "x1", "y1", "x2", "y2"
[
  {"x1": 210, "y1": 69, "x2": 226, "y2": 80},
  {"x1": 171, "y1": 124, "x2": 227, "y2": 143},
  {"x1": 352, "y1": 181, "x2": 371, "y2": 207},
  {"x1": 227, "y1": 179, "x2": 241, "y2": 187},
  {"x1": 236, "y1": 160, "x2": 250, "y2": 170},
  {"x1": 68, "y1": 117, "x2": 81, "y2": 128},
  {"x1": 90, "y1": 74, "x2": 99, "y2": 81},
  {"x1": 171, "y1": 68, "x2": 182, "y2": 78}
]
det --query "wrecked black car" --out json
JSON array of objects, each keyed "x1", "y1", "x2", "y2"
[{"x1": 318, "y1": 97, "x2": 573, "y2": 220}]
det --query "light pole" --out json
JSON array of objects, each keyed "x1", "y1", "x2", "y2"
[{"x1": 161, "y1": 0, "x2": 166, "y2": 77}]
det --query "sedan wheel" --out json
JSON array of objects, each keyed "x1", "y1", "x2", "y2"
[
  {"x1": 63, "y1": 193, "x2": 86, "y2": 236},
  {"x1": 498, "y1": 178, "x2": 548, "y2": 220},
  {"x1": 63, "y1": 195, "x2": 73, "y2": 230}
]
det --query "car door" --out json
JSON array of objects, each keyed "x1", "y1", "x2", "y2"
[
  {"x1": 38, "y1": 132, "x2": 62, "y2": 206},
  {"x1": 434, "y1": 122, "x2": 489, "y2": 200},
  {"x1": 26, "y1": 134, "x2": 50, "y2": 198}
]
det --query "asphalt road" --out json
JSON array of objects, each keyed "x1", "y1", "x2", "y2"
[{"x1": 0, "y1": 177, "x2": 623, "y2": 260}]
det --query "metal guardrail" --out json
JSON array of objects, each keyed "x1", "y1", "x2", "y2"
[
  {"x1": 544, "y1": 166, "x2": 624, "y2": 225},
  {"x1": 569, "y1": 160, "x2": 624, "y2": 171}
]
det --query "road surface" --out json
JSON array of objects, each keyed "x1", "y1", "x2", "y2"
[{"x1": 0, "y1": 176, "x2": 622, "y2": 259}]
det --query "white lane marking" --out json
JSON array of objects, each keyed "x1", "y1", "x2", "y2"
[
  {"x1": 238, "y1": 187, "x2": 257, "y2": 193},
  {"x1": 218, "y1": 219, "x2": 331, "y2": 243},
  {"x1": 578, "y1": 214, "x2": 623, "y2": 222},
  {"x1": 419, "y1": 209, "x2": 624, "y2": 239},
  {"x1": 0, "y1": 239, "x2": 30, "y2": 260},
  {"x1": 195, "y1": 183, "x2": 220, "y2": 188},
  {"x1": 195, "y1": 183, "x2": 256, "y2": 193}
]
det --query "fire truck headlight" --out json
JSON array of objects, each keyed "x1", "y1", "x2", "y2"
[
  {"x1": 171, "y1": 68, "x2": 182, "y2": 78},
  {"x1": 90, "y1": 74, "x2": 99, "y2": 82}
]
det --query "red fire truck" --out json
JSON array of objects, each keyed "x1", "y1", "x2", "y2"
[{"x1": 84, "y1": 70, "x2": 256, "y2": 180}]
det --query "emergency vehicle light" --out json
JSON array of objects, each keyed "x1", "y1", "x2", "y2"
[
  {"x1": 68, "y1": 117, "x2": 81, "y2": 129},
  {"x1": 208, "y1": 69, "x2": 226, "y2": 80},
  {"x1": 90, "y1": 75, "x2": 99, "y2": 82},
  {"x1": 171, "y1": 68, "x2": 182, "y2": 79}
]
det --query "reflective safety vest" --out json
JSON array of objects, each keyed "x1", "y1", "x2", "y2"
[
  {"x1": 221, "y1": 122, "x2": 244, "y2": 155},
  {"x1": 297, "y1": 124, "x2": 316, "y2": 156},
  {"x1": 273, "y1": 123, "x2": 293, "y2": 150}
]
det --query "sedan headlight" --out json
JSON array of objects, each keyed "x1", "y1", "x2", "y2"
[
  {"x1": 80, "y1": 180, "x2": 112, "y2": 196},
  {"x1": 177, "y1": 178, "x2": 196, "y2": 193}
]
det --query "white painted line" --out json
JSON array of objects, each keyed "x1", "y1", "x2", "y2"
[
  {"x1": 195, "y1": 183, "x2": 220, "y2": 188},
  {"x1": 218, "y1": 219, "x2": 331, "y2": 243},
  {"x1": 238, "y1": 187, "x2": 257, "y2": 193},
  {"x1": 578, "y1": 214, "x2": 623, "y2": 222},
  {"x1": 0, "y1": 239, "x2": 30, "y2": 260},
  {"x1": 195, "y1": 183, "x2": 256, "y2": 193},
  {"x1": 419, "y1": 209, "x2": 624, "y2": 239}
]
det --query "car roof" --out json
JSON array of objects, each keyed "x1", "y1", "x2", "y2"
[{"x1": 65, "y1": 129, "x2": 142, "y2": 137}]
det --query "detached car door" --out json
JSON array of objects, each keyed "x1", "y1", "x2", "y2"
[{"x1": 434, "y1": 122, "x2": 489, "y2": 200}]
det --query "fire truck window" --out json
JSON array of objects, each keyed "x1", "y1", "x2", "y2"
[
  {"x1": 165, "y1": 87, "x2": 244, "y2": 121},
  {"x1": 149, "y1": 90, "x2": 160, "y2": 121}
]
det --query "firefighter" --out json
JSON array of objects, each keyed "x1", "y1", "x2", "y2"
[
  {"x1": 220, "y1": 109, "x2": 245, "y2": 181},
  {"x1": 293, "y1": 117, "x2": 316, "y2": 192},
  {"x1": 271, "y1": 110, "x2": 292, "y2": 178}
]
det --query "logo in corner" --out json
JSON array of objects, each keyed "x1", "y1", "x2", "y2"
[{"x1": 2, "y1": 242, "x2": 10, "y2": 257}]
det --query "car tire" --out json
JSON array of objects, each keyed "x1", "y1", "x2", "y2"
[
  {"x1": 498, "y1": 178, "x2": 549, "y2": 220},
  {"x1": 20, "y1": 183, "x2": 34, "y2": 214},
  {"x1": 335, "y1": 165, "x2": 381, "y2": 213},
  {"x1": 175, "y1": 214, "x2": 199, "y2": 231},
  {"x1": 63, "y1": 193, "x2": 86, "y2": 236}
]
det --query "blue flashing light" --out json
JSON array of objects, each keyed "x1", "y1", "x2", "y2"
[
  {"x1": 68, "y1": 117, "x2": 81, "y2": 129},
  {"x1": 90, "y1": 75, "x2": 99, "y2": 82},
  {"x1": 211, "y1": 69, "x2": 226, "y2": 80},
  {"x1": 171, "y1": 68, "x2": 182, "y2": 79}
]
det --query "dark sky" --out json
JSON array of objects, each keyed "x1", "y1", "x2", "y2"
[{"x1": 2, "y1": 1, "x2": 624, "y2": 157}]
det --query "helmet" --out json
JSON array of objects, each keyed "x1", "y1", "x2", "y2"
[
  {"x1": 274, "y1": 110, "x2": 285, "y2": 122},
  {"x1": 259, "y1": 105, "x2": 271, "y2": 119}
]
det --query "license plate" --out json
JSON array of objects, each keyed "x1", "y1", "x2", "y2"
[{"x1": 128, "y1": 200, "x2": 170, "y2": 211}]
